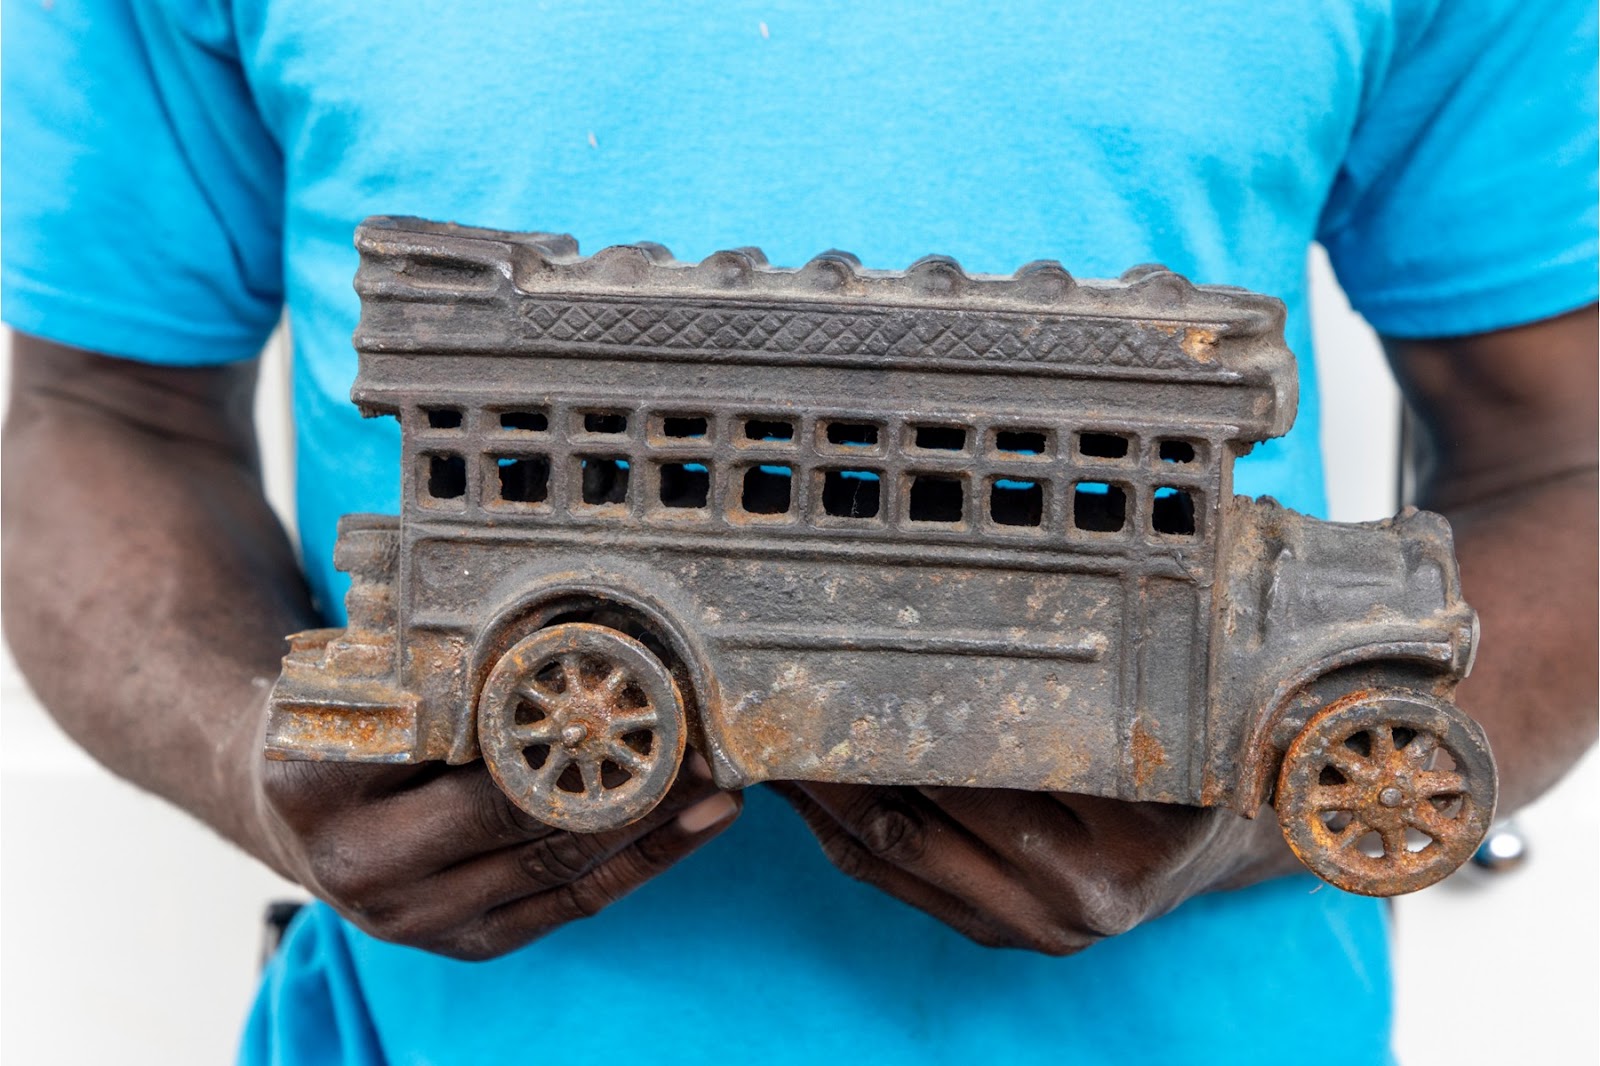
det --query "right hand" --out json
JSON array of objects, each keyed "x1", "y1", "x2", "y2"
[{"x1": 251, "y1": 743, "x2": 739, "y2": 960}]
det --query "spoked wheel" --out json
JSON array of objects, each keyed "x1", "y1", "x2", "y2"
[
  {"x1": 477, "y1": 623, "x2": 686, "y2": 833},
  {"x1": 1276, "y1": 690, "x2": 1496, "y2": 897}
]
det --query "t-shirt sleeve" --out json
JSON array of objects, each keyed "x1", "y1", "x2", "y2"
[
  {"x1": 1318, "y1": 0, "x2": 1598, "y2": 339},
  {"x1": 2, "y1": 0, "x2": 283, "y2": 364}
]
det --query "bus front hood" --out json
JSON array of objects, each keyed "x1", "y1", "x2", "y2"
[{"x1": 1227, "y1": 498, "x2": 1477, "y2": 681}]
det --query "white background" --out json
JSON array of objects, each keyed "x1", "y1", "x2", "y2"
[{"x1": 1, "y1": 251, "x2": 1596, "y2": 1063}]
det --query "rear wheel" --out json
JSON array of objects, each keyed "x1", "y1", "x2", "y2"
[
  {"x1": 477, "y1": 622, "x2": 686, "y2": 833},
  {"x1": 1276, "y1": 690, "x2": 1496, "y2": 896}
]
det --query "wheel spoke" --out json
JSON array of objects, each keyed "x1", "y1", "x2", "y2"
[
  {"x1": 517, "y1": 684, "x2": 568, "y2": 715},
  {"x1": 1368, "y1": 726, "x2": 1397, "y2": 762},
  {"x1": 534, "y1": 749, "x2": 573, "y2": 793},
  {"x1": 1404, "y1": 804, "x2": 1461, "y2": 844},
  {"x1": 1376, "y1": 822, "x2": 1407, "y2": 857},
  {"x1": 1325, "y1": 747, "x2": 1372, "y2": 783},
  {"x1": 600, "y1": 667, "x2": 629, "y2": 698},
  {"x1": 1310, "y1": 784, "x2": 1364, "y2": 812},
  {"x1": 1330, "y1": 819, "x2": 1367, "y2": 851},
  {"x1": 1402, "y1": 732, "x2": 1439, "y2": 766},
  {"x1": 578, "y1": 756, "x2": 603, "y2": 799},
  {"x1": 1415, "y1": 769, "x2": 1465, "y2": 798},
  {"x1": 608, "y1": 711, "x2": 660, "y2": 736},
  {"x1": 608, "y1": 742, "x2": 650, "y2": 775},
  {"x1": 510, "y1": 720, "x2": 562, "y2": 744},
  {"x1": 558, "y1": 654, "x2": 582, "y2": 694}
]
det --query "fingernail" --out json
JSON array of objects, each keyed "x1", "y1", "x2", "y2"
[
  {"x1": 687, "y1": 751, "x2": 713, "y2": 781},
  {"x1": 677, "y1": 793, "x2": 738, "y2": 834}
]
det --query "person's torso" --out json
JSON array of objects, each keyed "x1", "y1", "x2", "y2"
[{"x1": 239, "y1": 3, "x2": 1407, "y2": 1062}]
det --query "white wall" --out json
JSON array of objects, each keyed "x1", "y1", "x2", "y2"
[{"x1": 1, "y1": 255, "x2": 1595, "y2": 1064}]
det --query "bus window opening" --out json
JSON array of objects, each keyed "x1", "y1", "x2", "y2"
[
  {"x1": 1159, "y1": 440, "x2": 1197, "y2": 463},
  {"x1": 996, "y1": 429, "x2": 1048, "y2": 455},
  {"x1": 424, "y1": 454, "x2": 466, "y2": 500},
  {"x1": 740, "y1": 465, "x2": 792, "y2": 515},
  {"x1": 500, "y1": 410, "x2": 549, "y2": 432},
  {"x1": 744, "y1": 419, "x2": 795, "y2": 443},
  {"x1": 913, "y1": 425, "x2": 967, "y2": 451},
  {"x1": 659, "y1": 462, "x2": 711, "y2": 509},
  {"x1": 423, "y1": 407, "x2": 463, "y2": 430},
  {"x1": 1073, "y1": 481, "x2": 1126, "y2": 532},
  {"x1": 826, "y1": 422, "x2": 880, "y2": 448},
  {"x1": 496, "y1": 456, "x2": 549, "y2": 504},
  {"x1": 991, "y1": 479, "x2": 1044, "y2": 527},
  {"x1": 1153, "y1": 487, "x2": 1197, "y2": 536},
  {"x1": 579, "y1": 456, "x2": 629, "y2": 505},
  {"x1": 909, "y1": 475, "x2": 964, "y2": 523},
  {"x1": 1079, "y1": 432, "x2": 1129, "y2": 459},
  {"x1": 823, "y1": 469, "x2": 881, "y2": 519},
  {"x1": 662, "y1": 416, "x2": 709, "y2": 439},
  {"x1": 582, "y1": 411, "x2": 629, "y2": 435}
]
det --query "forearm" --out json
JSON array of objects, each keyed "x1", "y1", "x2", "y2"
[
  {"x1": 1431, "y1": 470, "x2": 1597, "y2": 812},
  {"x1": 1388, "y1": 306, "x2": 1599, "y2": 815},
  {"x1": 1, "y1": 337, "x2": 316, "y2": 858}
]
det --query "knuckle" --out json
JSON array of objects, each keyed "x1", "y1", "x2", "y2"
[
  {"x1": 429, "y1": 930, "x2": 510, "y2": 963},
  {"x1": 517, "y1": 833, "x2": 599, "y2": 886},
  {"x1": 556, "y1": 878, "x2": 608, "y2": 922},
  {"x1": 307, "y1": 849, "x2": 378, "y2": 904},
  {"x1": 363, "y1": 907, "x2": 432, "y2": 948},
  {"x1": 472, "y1": 785, "x2": 544, "y2": 844},
  {"x1": 857, "y1": 805, "x2": 928, "y2": 867},
  {"x1": 1027, "y1": 929, "x2": 1092, "y2": 957},
  {"x1": 1071, "y1": 883, "x2": 1146, "y2": 939}
]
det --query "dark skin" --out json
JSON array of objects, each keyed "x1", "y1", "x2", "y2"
[{"x1": 3, "y1": 305, "x2": 1594, "y2": 959}]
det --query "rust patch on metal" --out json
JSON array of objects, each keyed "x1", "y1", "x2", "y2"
[
  {"x1": 263, "y1": 216, "x2": 1495, "y2": 898},
  {"x1": 1181, "y1": 326, "x2": 1218, "y2": 362},
  {"x1": 1129, "y1": 718, "x2": 1167, "y2": 790}
]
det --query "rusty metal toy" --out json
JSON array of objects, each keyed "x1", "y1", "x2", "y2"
[{"x1": 267, "y1": 216, "x2": 1498, "y2": 897}]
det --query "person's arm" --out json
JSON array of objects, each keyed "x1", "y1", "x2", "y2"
[
  {"x1": 1385, "y1": 305, "x2": 1597, "y2": 812},
  {"x1": 776, "y1": 306, "x2": 1597, "y2": 955},
  {"x1": 2, "y1": 335, "x2": 740, "y2": 960}
]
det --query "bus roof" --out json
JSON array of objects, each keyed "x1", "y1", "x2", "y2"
[{"x1": 351, "y1": 216, "x2": 1296, "y2": 441}]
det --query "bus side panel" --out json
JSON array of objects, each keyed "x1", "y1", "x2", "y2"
[
  {"x1": 699, "y1": 556, "x2": 1128, "y2": 795},
  {"x1": 399, "y1": 534, "x2": 1131, "y2": 795}
]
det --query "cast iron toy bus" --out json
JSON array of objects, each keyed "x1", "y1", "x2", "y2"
[{"x1": 267, "y1": 216, "x2": 1497, "y2": 897}]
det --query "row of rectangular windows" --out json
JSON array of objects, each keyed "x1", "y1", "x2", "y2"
[
  {"x1": 411, "y1": 405, "x2": 1205, "y2": 467},
  {"x1": 418, "y1": 452, "x2": 1201, "y2": 538}
]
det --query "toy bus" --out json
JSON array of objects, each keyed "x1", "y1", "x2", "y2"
[{"x1": 267, "y1": 216, "x2": 1496, "y2": 896}]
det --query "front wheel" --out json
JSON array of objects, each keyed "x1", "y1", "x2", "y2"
[
  {"x1": 1276, "y1": 690, "x2": 1496, "y2": 897},
  {"x1": 478, "y1": 622, "x2": 687, "y2": 833}
]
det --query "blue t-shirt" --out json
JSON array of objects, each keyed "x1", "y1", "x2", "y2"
[{"x1": 5, "y1": 2, "x2": 1595, "y2": 1063}]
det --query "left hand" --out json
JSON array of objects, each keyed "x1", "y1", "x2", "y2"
[{"x1": 774, "y1": 782, "x2": 1300, "y2": 955}]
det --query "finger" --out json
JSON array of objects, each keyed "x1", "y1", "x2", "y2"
[
  {"x1": 917, "y1": 786, "x2": 1091, "y2": 875},
  {"x1": 775, "y1": 782, "x2": 1078, "y2": 953},
  {"x1": 420, "y1": 785, "x2": 740, "y2": 923},
  {"x1": 795, "y1": 782, "x2": 1029, "y2": 904},
  {"x1": 436, "y1": 790, "x2": 742, "y2": 960},
  {"x1": 1045, "y1": 791, "x2": 1233, "y2": 881},
  {"x1": 355, "y1": 752, "x2": 722, "y2": 870}
]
